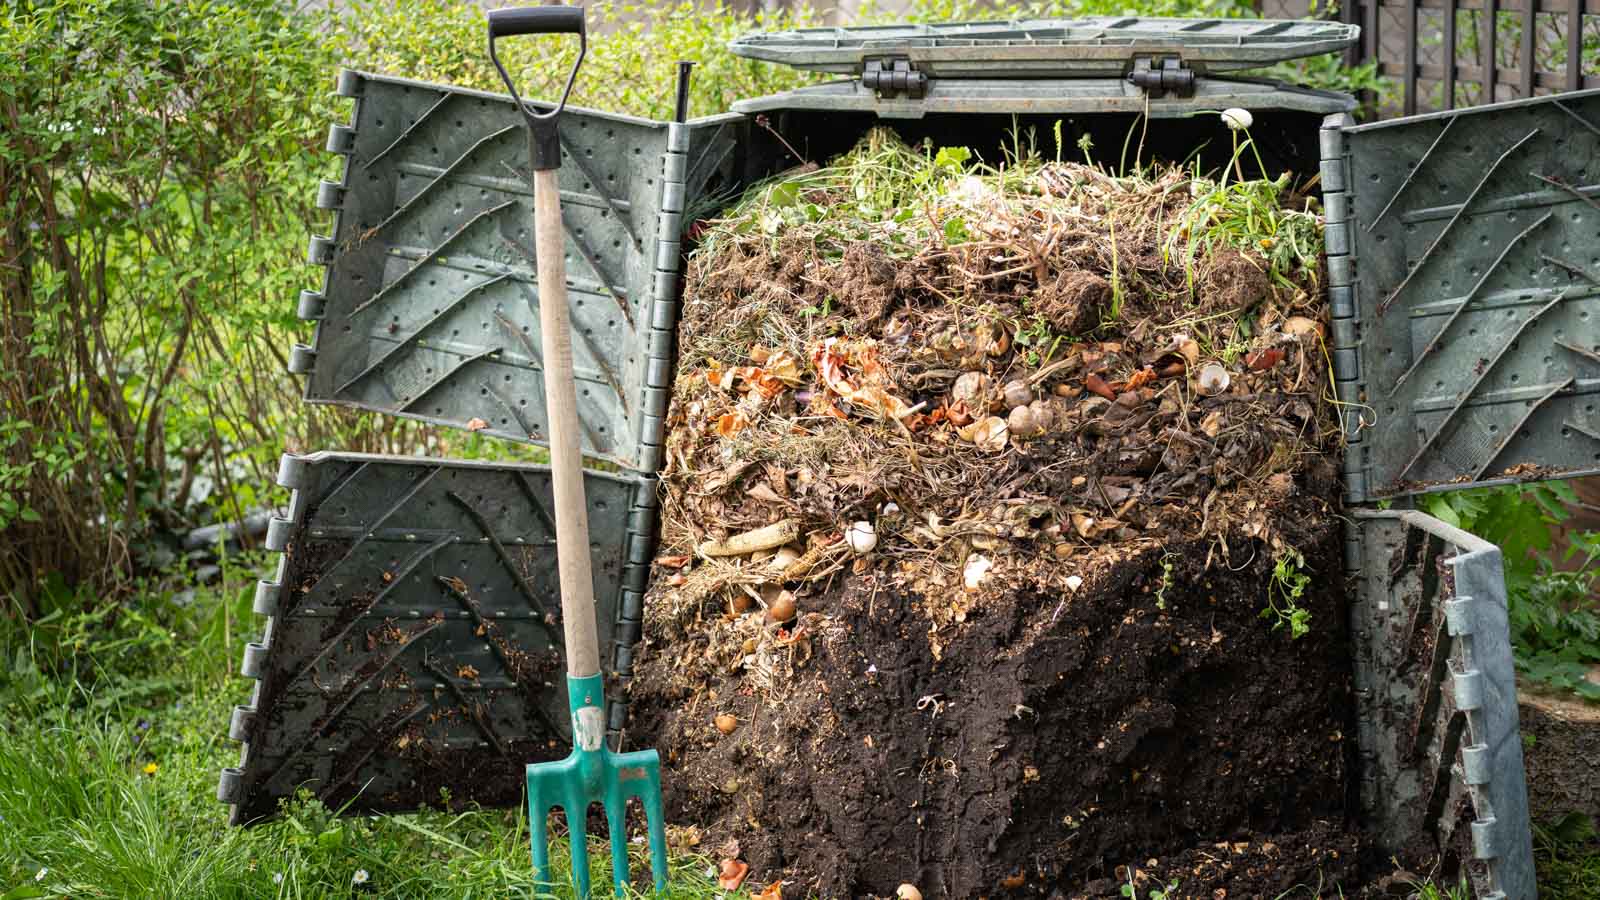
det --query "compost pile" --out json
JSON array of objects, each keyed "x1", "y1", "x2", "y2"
[{"x1": 630, "y1": 128, "x2": 1360, "y2": 898}]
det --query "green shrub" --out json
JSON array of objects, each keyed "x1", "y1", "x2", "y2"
[
  {"x1": 1424, "y1": 484, "x2": 1600, "y2": 701},
  {"x1": 0, "y1": 0, "x2": 342, "y2": 614}
]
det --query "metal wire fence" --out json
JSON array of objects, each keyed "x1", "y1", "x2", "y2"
[{"x1": 1262, "y1": 0, "x2": 1599, "y2": 115}]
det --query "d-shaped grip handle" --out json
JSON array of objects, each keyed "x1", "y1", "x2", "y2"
[
  {"x1": 487, "y1": 6, "x2": 584, "y2": 37},
  {"x1": 487, "y1": 5, "x2": 587, "y2": 171}
]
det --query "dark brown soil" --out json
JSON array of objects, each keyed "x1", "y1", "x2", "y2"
[
  {"x1": 631, "y1": 506, "x2": 1357, "y2": 898},
  {"x1": 1072, "y1": 821, "x2": 1362, "y2": 899},
  {"x1": 1520, "y1": 688, "x2": 1600, "y2": 827}
]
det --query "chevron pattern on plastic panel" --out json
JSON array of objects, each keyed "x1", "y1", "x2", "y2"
[{"x1": 218, "y1": 452, "x2": 637, "y2": 823}]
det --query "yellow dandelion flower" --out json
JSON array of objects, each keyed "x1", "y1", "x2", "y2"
[{"x1": 142, "y1": 762, "x2": 159, "y2": 776}]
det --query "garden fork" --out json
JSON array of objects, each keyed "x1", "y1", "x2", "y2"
[{"x1": 488, "y1": 7, "x2": 669, "y2": 896}]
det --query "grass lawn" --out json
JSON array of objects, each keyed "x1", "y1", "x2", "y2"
[
  {"x1": 1537, "y1": 831, "x2": 1600, "y2": 899},
  {"x1": 0, "y1": 561, "x2": 717, "y2": 900},
  {"x1": 0, "y1": 559, "x2": 1594, "y2": 899}
]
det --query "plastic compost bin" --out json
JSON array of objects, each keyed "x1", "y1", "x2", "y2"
[{"x1": 217, "y1": 17, "x2": 1600, "y2": 900}]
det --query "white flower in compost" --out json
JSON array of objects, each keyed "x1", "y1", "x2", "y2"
[
  {"x1": 273, "y1": 873, "x2": 284, "y2": 885},
  {"x1": 352, "y1": 869, "x2": 369, "y2": 885},
  {"x1": 1221, "y1": 107, "x2": 1253, "y2": 131},
  {"x1": 35, "y1": 869, "x2": 47, "y2": 882}
]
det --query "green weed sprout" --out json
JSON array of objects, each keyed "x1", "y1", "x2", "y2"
[
  {"x1": 1164, "y1": 108, "x2": 1322, "y2": 301},
  {"x1": 1121, "y1": 871, "x2": 1181, "y2": 900},
  {"x1": 1264, "y1": 548, "x2": 1313, "y2": 640},
  {"x1": 1155, "y1": 552, "x2": 1177, "y2": 611}
]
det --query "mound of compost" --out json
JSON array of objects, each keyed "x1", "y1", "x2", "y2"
[{"x1": 630, "y1": 130, "x2": 1360, "y2": 897}]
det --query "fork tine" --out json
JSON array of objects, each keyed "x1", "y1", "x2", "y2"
[
  {"x1": 612, "y1": 749, "x2": 669, "y2": 894},
  {"x1": 642, "y1": 789, "x2": 669, "y2": 893},
  {"x1": 529, "y1": 790, "x2": 552, "y2": 890},
  {"x1": 566, "y1": 790, "x2": 592, "y2": 899},
  {"x1": 605, "y1": 795, "x2": 630, "y2": 896}
]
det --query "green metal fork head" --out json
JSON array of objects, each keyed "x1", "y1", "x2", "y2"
[{"x1": 527, "y1": 673, "x2": 668, "y2": 897}]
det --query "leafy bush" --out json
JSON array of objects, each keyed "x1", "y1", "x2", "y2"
[
  {"x1": 1423, "y1": 483, "x2": 1600, "y2": 701},
  {"x1": 0, "y1": 0, "x2": 849, "y2": 617},
  {"x1": 0, "y1": 0, "x2": 344, "y2": 615}
]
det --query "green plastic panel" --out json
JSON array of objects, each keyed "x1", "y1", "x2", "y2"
[
  {"x1": 217, "y1": 452, "x2": 657, "y2": 823},
  {"x1": 296, "y1": 70, "x2": 740, "y2": 471},
  {"x1": 728, "y1": 17, "x2": 1359, "y2": 76},
  {"x1": 1347, "y1": 511, "x2": 1534, "y2": 900},
  {"x1": 1333, "y1": 90, "x2": 1600, "y2": 499},
  {"x1": 228, "y1": 68, "x2": 747, "y2": 826}
]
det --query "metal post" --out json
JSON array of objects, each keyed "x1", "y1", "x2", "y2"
[
  {"x1": 1520, "y1": 0, "x2": 1537, "y2": 98},
  {"x1": 1366, "y1": 0, "x2": 1382, "y2": 116},
  {"x1": 1566, "y1": 0, "x2": 1583, "y2": 91},
  {"x1": 1483, "y1": 0, "x2": 1499, "y2": 103},
  {"x1": 1443, "y1": 0, "x2": 1458, "y2": 109}
]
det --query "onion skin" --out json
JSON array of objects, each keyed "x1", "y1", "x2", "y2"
[
  {"x1": 766, "y1": 593, "x2": 797, "y2": 623},
  {"x1": 1002, "y1": 379, "x2": 1032, "y2": 409}
]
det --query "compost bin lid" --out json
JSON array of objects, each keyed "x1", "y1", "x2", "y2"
[{"x1": 728, "y1": 16, "x2": 1360, "y2": 77}]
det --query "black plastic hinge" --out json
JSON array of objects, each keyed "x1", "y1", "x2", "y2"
[
  {"x1": 861, "y1": 57, "x2": 927, "y2": 100},
  {"x1": 1128, "y1": 57, "x2": 1196, "y2": 98}
]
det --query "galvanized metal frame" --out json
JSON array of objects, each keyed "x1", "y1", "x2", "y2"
[{"x1": 1346, "y1": 510, "x2": 1536, "y2": 900}]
